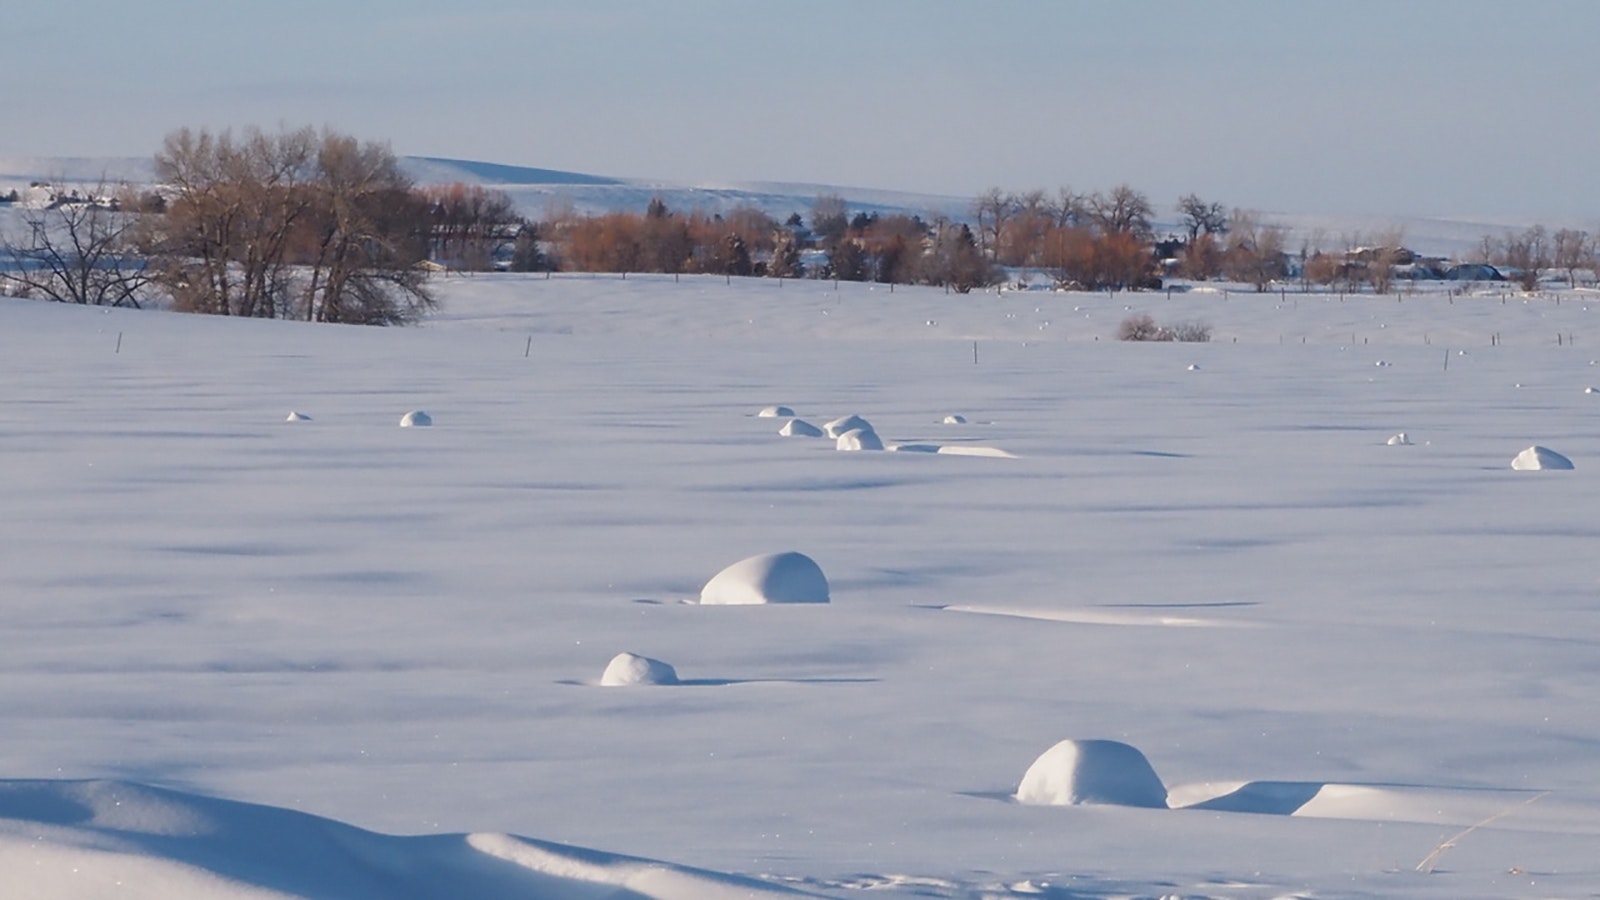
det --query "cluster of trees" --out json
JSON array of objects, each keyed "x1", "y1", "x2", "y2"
[
  {"x1": 969, "y1": 186, "x2": 1238, "y2": 290},
  {"x1": 2, "y1": 126, "x2": 530, "y2": 323},
  {"x1": 539, "y1": 194, "x2": 994, "y2": 292},
  {"x1": 1470, "y1": 226, "x2": 1595, "y2": 291},
  {"x1": 144, "y1": 126, "x2": 437, "y2": 323}
]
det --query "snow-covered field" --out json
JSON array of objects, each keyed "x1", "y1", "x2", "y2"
[{"x1": 3, "y1": 274, "x2": 1600, "y2": 899}]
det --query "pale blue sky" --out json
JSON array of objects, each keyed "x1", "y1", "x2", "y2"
[{"x1": 10, "y1": 1, "x2": 1598, "y2": 218}]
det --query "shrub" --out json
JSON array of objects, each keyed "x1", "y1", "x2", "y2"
[
  {"x1": 1166, "y1": 320, "x2": 1212, "y2": 342},
  {"x1": 1118, "y1": 313, "x2": 1163, "y2": 341},
  {"x1": 1118, "y1": 314, "x2": 1212, "y2": 342}
]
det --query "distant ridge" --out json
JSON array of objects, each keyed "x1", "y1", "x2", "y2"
[
  {"x1": 0, "y1": 156, "x2": 155, "y2": 184},
  {"x1": 400, "y1": 157, "x2": 620, "y2": 186}
]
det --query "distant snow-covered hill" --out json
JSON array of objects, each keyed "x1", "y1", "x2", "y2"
[{"x1": 0, "y1": 154, "x2": 1576, "y2": 258}]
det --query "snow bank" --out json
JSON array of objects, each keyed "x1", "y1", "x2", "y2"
[
  {"x1": 699, "y1": 551, "x2": 830, "y2": 605},
  {"x1": 1015, "y1": 739, "x2": 1168, "y2": 808},
  {"x1": 1511, "y1": 445, "x2": 1573, "y2": 470},
  {"x1": 600, "y1": 652, "x2": 679, "y2": 686},
  {"x1": 835, "y1": 428, "x2": 884, "y2": 451},
  {"x1": 778, "y1": 419, "x2": 823, "y2": 437},
  {"x1": 0, "y1": 780, "x2": 808, "y2": 900},
  {"x1": 400, "y1": 410, "x2": 433, "y2": 428}
]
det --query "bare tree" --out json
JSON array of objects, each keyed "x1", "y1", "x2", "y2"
[
  {"x1": 923, "y1": 220, "x2": 994, "y2": 292},
  {"x1": 809, "y1": 194, "x2": 849, "y2": 249},
  {"x1": 1049, "y1": 187, "x2": 1089, "y2": 228},
  {"x1": 3, "y1": 181, "x2": 153, "y2": 307},
  {"x1": 1552, "y1": 228, "x2": 1591, "y2": 288},
  {"x1": 1176, "y1": 194, "x2": 1228, "y2": 243},
  {"x1": 1087, "y1": 185, "x2": 1154, "y2": 239},
  {"x1": 148, "y1": 125, "x2": 319, "y2": 317},
  {"x1": 421, "y1": 183, "x2": 520, "y2": 270},
  {"x1": 995, "y1": 189, "x2": 1052, "y2": 267},
  {"x1": 1223, "y1": 210, "x2": 1288, "y2": 292},
  {"x1": 296, "y1": 131, "x2": 435, "y2": 324},
  {"x1": 1501, "y1": 225, "x2": 1549, "y2": 291},
  {"x1": 971, "y1": 187, "x2": 1016, "y2": 260}
]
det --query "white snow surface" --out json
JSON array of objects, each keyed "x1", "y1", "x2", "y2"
[{"x1": 3, "y1": 273, "x2": 1600, "y2": 898}]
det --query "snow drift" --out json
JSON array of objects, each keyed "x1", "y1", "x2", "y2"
[
  {"x1": 1510, "y1": 445, "x2": 1573, "y2": 470},
  {"x1": 0, "y1": 780, "x2": 811, "y2": 900},
  {"x1": 822, "y1": 415, "x2": 873, "y2": 439},
  {"x1": 699, "y1": 552, "x2": 830, "y2": 605},
  {"x1": 600, "y1": 652, "x2": 679, "y2": 686},
  {"x1": 1014, "y1": 739, "x2": 1168, "y2": 808},
  {"x1": 778, "y1": 419, "x2": 823, "y2": 437},
  {"x1": 834, "y1": 428, "x2": 884, "y2": 452}
]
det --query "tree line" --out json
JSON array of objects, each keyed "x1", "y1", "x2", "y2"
[
  {"x1": 542, "y1": 195, "x2": 993, "y2": 292},
  {"x1": 3, "y1": 124, "x2": 1597, "y2": 323}
]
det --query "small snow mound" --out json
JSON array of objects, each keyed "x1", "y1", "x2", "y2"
[
  {"x1": 1015, "y1": 739, "x2": 1168, "y2": 808},
  {"x1": 1375, "y1": 360, "x2": 1391, "y2": 367},
  {"x1": 1511, "y1": 445, "x2": 1574, "y2": 470},
  {"x1": 285, "y1": 411, "x2": 311, "y2": 422},
  {"x1": 824, "y1": 414, "x2": 874, "y2": 438},
  {"x1": 942, "y1": 414, "x2": 967, "y2": 424},
  {"x1": 1386, "y1": 432, "x2": 1412, "y2": 446},
  {"x1": 600, "y1": 652, "x2": 679, "y2": 686},
  {"x1": 699, "y1": 551, "x2": 830, "y2": 605},
  {"x1": 757, "y1": 405, "x2": 795, "y2": 418},
  {"x1": 1585, "y1": 387, "x2": 1597, "y2": 394},
  {"x1": 1186, "y1": 364, "x2": 1200, "y2": 371},
  {"x1": 836, "y1": 428, "x2": 885, "y2": 451},
  {"x1": 779, "y1": 418, "x2": 824, "y2": 437},
  {"x1": 399, "y1": 410, "x2": 432, "y2": 427}
]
